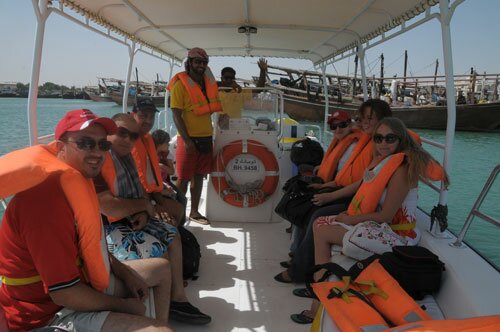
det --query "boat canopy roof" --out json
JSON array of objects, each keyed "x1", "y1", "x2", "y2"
[{"x1": 59, "y1": 0, "x2": 438, "y2": 64}]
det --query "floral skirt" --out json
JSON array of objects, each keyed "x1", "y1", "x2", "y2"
[
  {"x1": 316, "y1": 217, "x2": 420, "y2": 261},
  {"x1": 105, "y1": 218, "x2": 177, "y2": 261}
]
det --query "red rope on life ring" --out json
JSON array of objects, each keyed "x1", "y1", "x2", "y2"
[{"x1": 211, "y1": 139, "x2": 279, "y2": 208}]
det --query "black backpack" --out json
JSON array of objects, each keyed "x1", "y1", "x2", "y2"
[
  {"x1": 307, "y1": 246, "x2": 445, "y2": 300},
  {"x1": 178, "y1": 226, "x2": 201, "y2": 280},
  {"x1": 290, "y1": 138, "x2": 324, "y2": 167}
]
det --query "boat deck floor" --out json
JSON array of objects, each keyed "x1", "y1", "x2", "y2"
[{"x1": 172, "y1": 186, "x2": 309, "y2": 331}]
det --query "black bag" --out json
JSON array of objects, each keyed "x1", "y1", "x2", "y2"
[
  {"x1": 307, "y1": 246, "x2": 445, "y2": 300},
  {"x1": 274, "y1": 175, "x2": 327, "y2": 228},
  {"x1": 178, "y1": 226, "x2": 201, "y2": 280},
  {"x1": 191, "y1": 136, "x2": 213, "y2": 153},
  {"x1": 381, "y1": 246, "x2": 445, "y2": 300},
  {"x1": 290, "y1": 138, "x2": 324, "y2": 167}
]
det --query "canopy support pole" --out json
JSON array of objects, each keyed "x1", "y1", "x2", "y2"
[
  {"x1": 163, "y1": 61, "x2": 176, "y2": 132},
  {"x1": 358, "y1": 47, "x2": 368, "y2": 101},
  {"x1": 122, "y1": 41, "x2": 138, "y2": 113},
  {"x1": 431, "y1": 0, "x2": 457, "y2": 237},
  {"x1": 321, "y1": 64, "x2": 329, "y2": 144},
  {"x1": 27, "y1": 0, "x2": 50, "y2": 145}
]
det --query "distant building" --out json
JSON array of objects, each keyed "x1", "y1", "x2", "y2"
[{"x1": 0, "y1": 83, "x2": 18, "y2": 95}]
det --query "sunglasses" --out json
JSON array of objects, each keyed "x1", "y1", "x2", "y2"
[
  {"x1": 330, "y1": 121, "x2": 350, "y2": 130},
  {"x1": 67, "y1": 137, "x2": 112, "y2": 151},
  {"x1": 192, "y1": 58, "x2": 208, "y2": 65},
  {"x1": 116, "y1": 127, "x2": 140, "y2": 141},
  {"x1": 373, "y1": 133, "x2": 400, "y2": 144}
]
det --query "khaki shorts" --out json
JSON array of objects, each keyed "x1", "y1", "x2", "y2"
[
  {"x1": 47, "y1": 309, "x2": 110, "y2": 332},
  {"x1": 45, "y1": 274, "x2": 117, "y2": 332}
]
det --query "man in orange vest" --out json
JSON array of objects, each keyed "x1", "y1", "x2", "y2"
[
  {"x1": 131, "y1": 99, "x2": 185, "y2": 225},
  {"x1": 0, "y1": 110, "x2": 172, "y2": 331},
  {"x1": 168, "y1": 47, "x2": 223, "y2": 225}
]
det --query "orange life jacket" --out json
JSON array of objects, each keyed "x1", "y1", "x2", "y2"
[
  {"x1": 334, "y1": 129, "x2": 423, "y2": 188},
  {"x1": 312, "y1": 278, "x2": 389, "y2": 331},
  {"x1": 356, "y1": 260, "x2": 431, "y2": 326},
  {"x1": 384, "y1": 315, "x2": 500, "y2": 332},
  {"x1": 317, "y1": 130, "x2": 361, "y2": 182},
  {"x1": 334, "y1": 132, "x2": 373, "y2": 187},
  {"x1": 167, "y1": 69, "x2": 222, "y2": 116},
  {"x1": 347, "y1": 152, "x2": 445, "y2": 237},
  {"x1": 0, "y1": 142, "x2": 110, "y2": 291},
  {"x1": 347, "y1": 153, "x2": 417, "y2": 237},
  {"x1": 131, "y1": 134, "x2": 163, "y2": 193}
]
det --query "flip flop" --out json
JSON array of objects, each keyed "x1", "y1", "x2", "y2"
[
  {"x1": 190, "y1": 215, "x2": 210, "y2": 225},
  {"x1": 290, "y1": 311, "x2": 314, "y2": 324},
  {"x1": 292, "y1": 287, "x2": 315, "y2": 299}
]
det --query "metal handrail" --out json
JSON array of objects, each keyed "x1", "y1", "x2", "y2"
[
  {"x1": 451, "y1": 164, "x2": 500, "y2": 248},
  {"x1": 38, "y1": 133, "x2": 55, "y2": 142},
  {"x1": 421, "y1": 137, "x2": 446, "y2": 149}
]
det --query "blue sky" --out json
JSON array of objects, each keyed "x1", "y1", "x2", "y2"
[{"x1": 1, "y1": 0, "x2": 499, "y2": 86}]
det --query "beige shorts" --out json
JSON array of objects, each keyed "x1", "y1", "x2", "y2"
[{"x1": 45, "y1": 274, "x2": 117, "y2": 332}]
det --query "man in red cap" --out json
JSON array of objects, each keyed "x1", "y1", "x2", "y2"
[
  {"x1": 167, "y1": 47, "x2": 223, "y2": 225},
  {"x1": 0, "y1": 109, "x2": 172, "y2": 331}
]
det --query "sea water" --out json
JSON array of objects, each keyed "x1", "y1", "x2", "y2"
[{"x1": 0, "y1": 98, "x2": 499, "y2": 267}]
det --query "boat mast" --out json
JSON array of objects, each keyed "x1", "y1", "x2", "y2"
[
  {"x1": 122, "y1": 41, "x2": 138, "y2": 113},
  {"x1": 352, "y1": 51, "x2": 359, "y2": 99},
  {"x1": 379, "y1": 53, "x2": 384, "y2": 97},
  {"x1": 469, "y1": 67, "x2": 477, "y2": 104},
  {"x1": 403, "y1": 50, "x2": 408, "y2": 97},
  {"x1": 494, "y1": 75, "x2": 499, "y2": 101},
  {"x1": 432, "y1": 59, "x2": 439, "y2": 96}
]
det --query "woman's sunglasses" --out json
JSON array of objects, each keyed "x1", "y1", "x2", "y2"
[
  {"x1": 116, "y1": 127, "x2": 140, "y2": 141},
  {"x1": 330, "y1": 121, "x2": 350, "y2": 130},
  {"x1": 67, "y1": 137, "x2": 112, "y2": 151},
  {"x1": 373, "y1": 133, "x2": 400, "y2": 144}
]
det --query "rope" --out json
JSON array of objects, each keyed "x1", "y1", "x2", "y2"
[{"x1": 430, "y1": 204, "x2": 448, "y2": 232}]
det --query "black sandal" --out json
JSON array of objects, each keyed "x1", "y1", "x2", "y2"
[
  {"x1": 273, "y1": 271, "x2": 292, "y2": 283},
  {"x1": 292, "y1": 287, "x2": 315, "y2": 299},
  {"x1": 290, "y1": 311, "x2": 314, "y2": 324}
]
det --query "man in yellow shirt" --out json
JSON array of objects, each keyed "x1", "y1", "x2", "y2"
[{"x1": 168, "y1": 48, "x2": 223, "y2": 225}]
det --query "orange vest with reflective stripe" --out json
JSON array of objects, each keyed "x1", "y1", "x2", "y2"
[
  {"x1": 0, "y1": 142, "x2": 110, "y2": 291},
  {"x1": 334, "y1": 132, "x2": 372, "y2": 187},
  {"x1": 131, "y1": 134, "x2": 163, "y2": 193},
  {"x1": 167, "y1": 69, "x2": 222, "y2": 116},
  {"x1": 334, "y1": 129, "x2": 423, "y2": 188},
  {"x1": 347, "y1": 153, "x2": 417, "y2": 236},
  {"x1": 317, "y1": 130, "x2": 361, "y2": 182},
  {"x1": 347, "y1": 153, "x2": 445, "y2": 237}
]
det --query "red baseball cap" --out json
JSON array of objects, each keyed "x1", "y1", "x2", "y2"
[
  {"x1": 55, "y1": 109, "x2": 117, "y2": 140},
  {"x1": 327, "y1": 110, "x2": 351, "y2": 125}
]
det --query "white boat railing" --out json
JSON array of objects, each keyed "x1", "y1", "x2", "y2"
[{"x1": 451, "y1": 164, "x2": 500, "y2": 248}]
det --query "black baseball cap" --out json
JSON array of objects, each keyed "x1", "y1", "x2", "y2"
[{"x1": 133, "y1": 98, "x2": 159, "y2": 113}]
